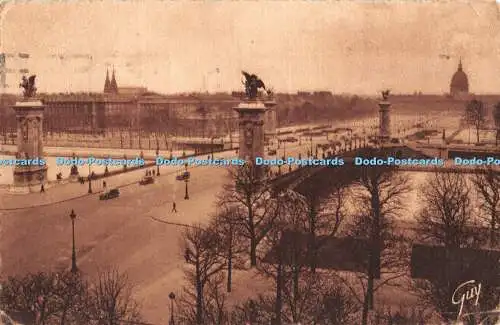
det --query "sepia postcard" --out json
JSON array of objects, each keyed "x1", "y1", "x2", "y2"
[{"x1": 0, "y1": 1, "x2": 499, "y2": 324}]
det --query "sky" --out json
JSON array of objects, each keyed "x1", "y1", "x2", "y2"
[{"x1": 1, "y1": 0, "x2": 500, "y2": 95}]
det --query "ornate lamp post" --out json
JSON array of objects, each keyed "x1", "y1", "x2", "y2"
[
  {"x1": 156, "y1": 146, "x2": 160, "y2": 176},
  {"x1": 87, "y1": 165, "x2": 92, "y2": 194},
  {"x1": 168, "y1": 292, "x2": 176, "y2": 325},
  {"x1": 309, "y1": 133, "x2": 313, "y2": 156},
  {"x1": 70, "y1": 210, "x2": 78, "y2": 273},
  {"x1": 184, "y1": 163, "x2": 189, "y2": 200},
  {"x1": 211, "y1": 137, "x2": 215, "y2": 160}
]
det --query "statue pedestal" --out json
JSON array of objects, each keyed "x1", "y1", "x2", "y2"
[
  {"x1": 233, "y1": 100, "x2": 268, "y2": 163},
  {"x1": 12, "y1": 100, "x2": 48, "y2": 187}
]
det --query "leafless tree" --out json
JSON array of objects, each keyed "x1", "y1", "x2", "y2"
[
  {"x1": 280, "y1": 273, "x2": 357, "y2": 325},
  {"x1": 53, "y1": 272, "x2": 89, "y2": 325},
  {"x1": 464, "y1": 99, "x2": 486, "y2": 144},
  {"x1": 345, "y1": 166, "x2": 412, "y2": 325},
  {"x1": 229, "y1": 295, "x2": 275, "y2": 325},
  {"x1": 209, "y1": 205, "x2": 247, "y2": 293},
  {"x1": 472, "y1": 167, "x2": 500, "y2": 247},
  {"x1": 218, "y1": 163, "x2": 277, "y2": 267},
  {"x1": 256, "y1": 189, "x2": 357, "y2": 325},
  {"x1": 1, "y1": 272, "x2": 62, "y2": 325},
  {"x1": 86, "y1": 269, "x2": 141, "y2": 325},
  {"x1": 201, "y1": 273, "x2": 229, "y2": 325},
  {"x1": 417, "y1": 171, "x2": 482, "y2": 247},
  {"x1": 0, "y1": 271, "x2": 89, "y2": 325},
  {"x1": 177, "y1": 273, "x2": 229, "y2": 325},
  {"x1": 294, "y1": 174, "x2": 351, "y2": 273},
  {"x1": 182, "y1": 223, "x2": 225, "y2": 325},
  {"x1": 414, "y1": 171, "x2": 498, "y2": 324},
  {"x1": 255, "y1": 189, "x2": 306, "y2": 325}
]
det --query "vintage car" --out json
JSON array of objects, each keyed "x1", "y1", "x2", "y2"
[
  {"x1": 139, "y1": 175, "x2": 154, "y2": 185},
  {"x1": 176, "y1": 171, "x2": 190, "y2": 181},
  {"x1": 267, "y1": 149, "x2": 277, "y2": 155},
  {"x1": 99, "y1": 188, "x2": 120, "y2": 200}
]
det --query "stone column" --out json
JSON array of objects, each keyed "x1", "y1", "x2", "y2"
[
  {"x1": 233, "y1": 101, "x2": 268, "y2": 163},
  {"x1": 264, "y1": 100, "x2": 277, "y2": 142},
  {"x1": 12, "y1": 100, "x2": 48, "y2": 186},
  {"x1": 378, "y1": 100, "x2": 391, "y2": 142}
]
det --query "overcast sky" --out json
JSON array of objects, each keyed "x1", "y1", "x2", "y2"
[{"x1": 1, "y1": 0, "x2": 500, "y2": 95}]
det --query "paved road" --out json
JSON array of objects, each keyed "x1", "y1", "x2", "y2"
[{"x1": 0, "y1": 161, "x2": 231, "y2": 324}]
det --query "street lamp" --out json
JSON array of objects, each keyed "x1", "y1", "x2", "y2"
[
  {"x1": 156, "y1": 146, "x2": 160, "y2": 176},
  {"x1": 169, "y1": 292, "x2": 176, "y2": 325},
  {"x1": 211, "y1": 137, "x2": 215, "y2": 160},
  {"x1": 184, "y1": 163, "x2": 189, "y2": 200},
  {"x1": 310, "y1": 133, "x2": 313, "y2": 156},
  {"x1": 70, "y1": 210, "x2": 78, "y2": 273},
  {"x1": 87, "y1": 166, "x2": 92, "y2": 194}
]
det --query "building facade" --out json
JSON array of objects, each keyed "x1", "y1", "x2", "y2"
[
  {"x1": 450, "y1": 59, "x2": 469, "y2": 98},
  {"x1": 22, "y1": 71, "x2": 241, "y2": 137}
]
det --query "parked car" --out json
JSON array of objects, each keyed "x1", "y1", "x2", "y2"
[
  {"x1": 99, "y1": 188, "x2": 120, "y2": 200},
  {"x1": 176, "y1": 171, "x2": 190, "y2": 181},
  {"x1": 139, "y1": 175, "x2": 154, "y2": 185},
  {"x1": 267, "y1": 149, "x2": 277, "y2": 155}
]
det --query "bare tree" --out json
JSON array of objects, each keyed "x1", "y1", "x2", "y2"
[
  {"x1": 53, "y1": 272, "x2": 88, "y2": 325},
  {"x1": 1, "y1": 272, "x2": 62, "y2": 325},
  {"x1": 182, "y1": 223, "x2": 225, "y2": 325},
  {"x1": 414, "y1": 171, "x2": 498, "y2": 324},
  {"x1": 472, "y1": 167, "x2": 500, "y2": 247},
  {"x1": 177, "y1": 272, "x2": 230, "y2": 325},
  {"x1": 417, "y1": 171, "x2": 482, "y2": 247},
  {"x1": 281, "y1": 272, "x2": 357, "y2": 325},
  {"x1": 209, "y1": 206, "x2": 247, "y2": 293},
  {"x1": 464, "y1": 99, "x2": 486, "y2": 144},
  {"x1": 87, "y1": 269, "x2": 141, "y2": 325},
  {"x1": 201, "y1": 273, "x2": 229, "y2": 325},
  {"x1": 255, "y1": 189, "x2": 306, "y2": 325},
  {"x1": 294, "y1": 174, "x2": 351, "y2": 273},
  {"x1": 229, "y1": 295, "x2": 275, "y2": 325},
  {"x1": 256, "y1": 189, "x2": 357, "y2": 325},
  {"x1": 346, "y1": 166, "x2": 412, "y2": 325},
  {"x1": 218, "y1": 163, "x2": 277, "y2": 267}
]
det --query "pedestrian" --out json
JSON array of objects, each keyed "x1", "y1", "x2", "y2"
[
  {"x1": 172, "y1": 202, "x2": 177, "y2": 213},
  {"x1": 103, "y1": 180, "x2": 107, "y2": 188},
  {"x1": 40, "y1": 183, "x2": 45, "y2": 193}
]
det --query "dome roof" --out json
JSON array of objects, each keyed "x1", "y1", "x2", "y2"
[{"x1": 450, "y1": 60, "x2": 469, "y2": 93}]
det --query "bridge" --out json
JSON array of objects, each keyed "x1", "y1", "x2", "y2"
[{"x1": 271, "y1": 145, "x2": 500, "y2": 193}]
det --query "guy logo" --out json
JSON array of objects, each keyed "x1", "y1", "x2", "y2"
[{"x1": 452, "y1": 280, "x2": 481, "y2": 320}]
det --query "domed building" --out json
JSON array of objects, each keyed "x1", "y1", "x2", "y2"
[{"x1": 450, "y1": 59, "x2": 469, "y2": 98}]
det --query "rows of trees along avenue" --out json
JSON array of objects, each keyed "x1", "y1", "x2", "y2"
[{"x1": 1, "y1": 161, "x2": 499, "y2": 325}]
